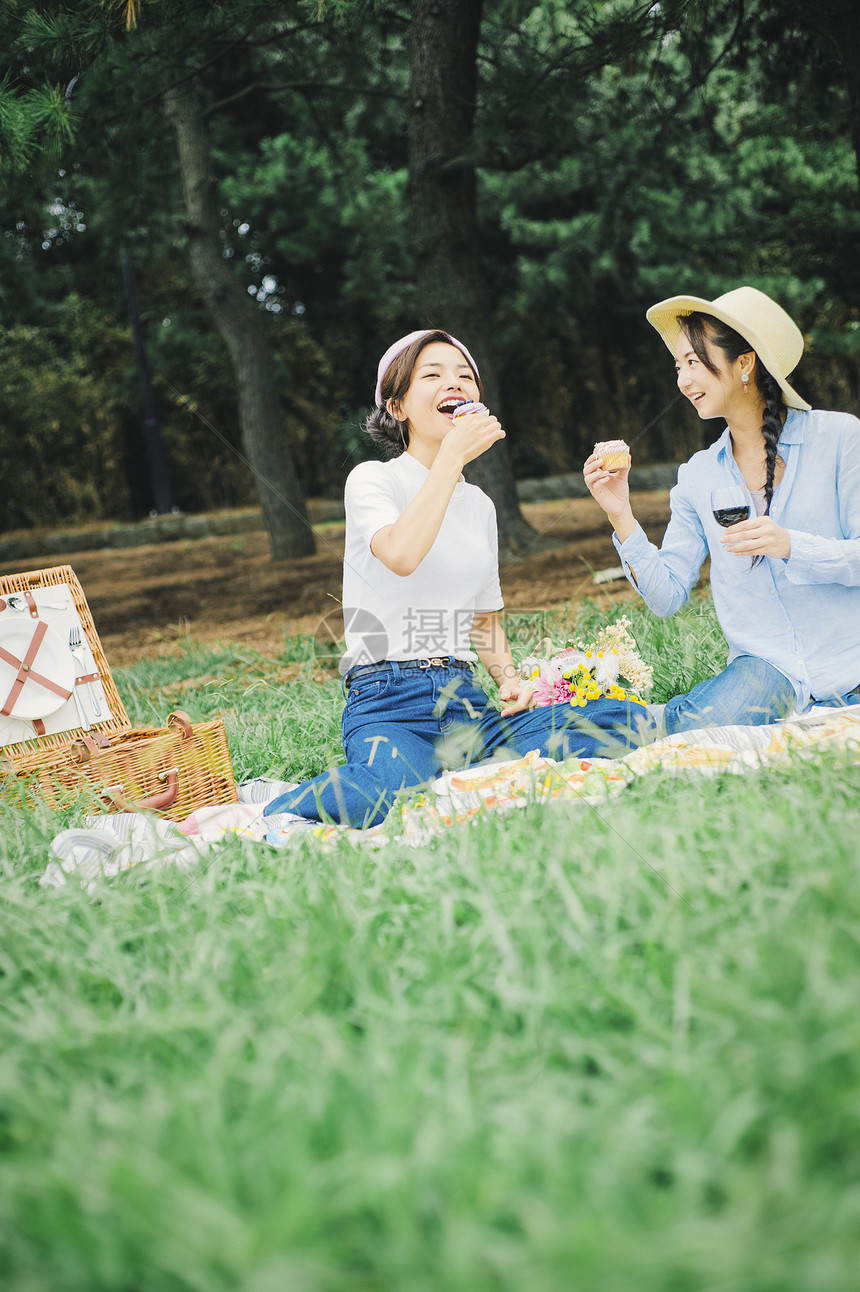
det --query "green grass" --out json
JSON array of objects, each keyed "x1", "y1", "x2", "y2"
[{"x1": 1, "y1": 597, "x2": 859, "y2": 1290}]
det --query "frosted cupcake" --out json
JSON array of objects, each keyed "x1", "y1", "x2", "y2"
[
  {"x1": 453, "y1": 400, "x2": 488, "y2": 418},
  {"x1": 594, "y1": 439, "x2": 630, "y2": 472}
]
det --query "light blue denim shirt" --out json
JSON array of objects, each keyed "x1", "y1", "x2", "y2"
[{"x1": 614, "y1": 408, "x2": 860, "y2": 709}]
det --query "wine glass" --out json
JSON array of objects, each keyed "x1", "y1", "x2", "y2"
[{"x1": 710, "y1": 486, "x2": 750, "y2": 529}]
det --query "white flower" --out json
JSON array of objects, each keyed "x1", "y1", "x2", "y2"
[{"x1": 593, "y1": 652, "x2": 621, "y2": 688}]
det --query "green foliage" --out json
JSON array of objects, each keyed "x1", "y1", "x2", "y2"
[
  {"x1": 482, "y1": 1, "x2": 860, "y2": 469},
  {"x1": 0, "y1": 78, "x2": 34, "y2": 174},
  {"x1": 0, "y1": 0, "x2": 859, "y2": 525},
  {"x1": 0, "y1": 297, "x2": 135, "y2": 529}
]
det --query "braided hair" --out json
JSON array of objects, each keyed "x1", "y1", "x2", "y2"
[
  {"x1": 365, "y1": 329, "x2": 484, "y2": 457},
  {"x1": 758, "y1": 367, "x2": 785, "y2": 516},
  {"x1": 683, "y1": 312, "x2": 787, "y2": 566}
]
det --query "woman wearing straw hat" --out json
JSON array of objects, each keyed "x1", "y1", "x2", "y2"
[
  {"x1": 583, "y1": 286, "x2": 860, "y2": 732},
  {"x1": 263, "y1": 328, "x2": 650, "y2": 829}
]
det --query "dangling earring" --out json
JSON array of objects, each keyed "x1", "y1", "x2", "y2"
[{"x1": 741, "y1": 373, "x2": 750, "y2": 392}]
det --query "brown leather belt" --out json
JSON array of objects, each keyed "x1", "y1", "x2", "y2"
[{"x1": 345, "y1": 657, "x2": 472, "y2": 688}]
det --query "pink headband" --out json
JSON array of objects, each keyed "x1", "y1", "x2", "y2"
[{"x1": 374, "y1": 329, "x2": 480, "y2": 406}]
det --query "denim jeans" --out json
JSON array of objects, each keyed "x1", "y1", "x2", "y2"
[
  {"x1": 663, "y1": 654, "x2": 798, "y2": 734},
  {"x1": 265, "y1": 662, "x2": 654, "y2": 827},
  {"x1": 809, "y1": 685, "x2": 860, "y2": 709}
]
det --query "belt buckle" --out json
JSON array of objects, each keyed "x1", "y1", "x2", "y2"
[{"x1": 420, "y1": 656, "x2": 449, "y2": 669}]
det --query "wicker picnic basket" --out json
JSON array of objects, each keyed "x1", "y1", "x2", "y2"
[
  {"x1": 0, "y1": 565, "x2": 238, "y2": 819},
  {"x1": 7, "y1": 710, "x2": 238, "y2": 819},
  {"x1": 0, "y1": 564, "x2": 130, "y2": 750}
]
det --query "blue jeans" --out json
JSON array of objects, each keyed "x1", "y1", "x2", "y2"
[
  {"x1": 810, "y1": 684, "x2": 860, "y2": 709},
  {"x1": 663, "y1": 655, "x2": 797, "y2": 734},
  {"x1": 265, "y1": 662, "x2": 654, "y2": 827}
]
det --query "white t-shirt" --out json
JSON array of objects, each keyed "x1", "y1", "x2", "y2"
[{"x1": 339, "y1": 452, "x2": 503, "y2": 675}]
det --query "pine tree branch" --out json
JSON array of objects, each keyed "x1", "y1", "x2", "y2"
[{"x1": 204, "y1": 80, "x2": 406, "y2": 117}]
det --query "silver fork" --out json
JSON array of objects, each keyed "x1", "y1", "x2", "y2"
[{"x1": 68, "y1": 627, "x2": 101, "y2": 725}]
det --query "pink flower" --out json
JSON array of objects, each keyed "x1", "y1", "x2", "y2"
[{"x1": 531, "y1": 668, "x2": 574, "y2": 707}]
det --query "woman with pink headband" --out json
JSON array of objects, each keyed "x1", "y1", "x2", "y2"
[{"x1": 265, "y1": 328, "x2": 650, "y2": 827}]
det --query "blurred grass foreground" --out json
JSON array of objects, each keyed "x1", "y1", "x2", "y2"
[{"x1": 1, "y1": 598, "x2": 859, "y2": 1291}]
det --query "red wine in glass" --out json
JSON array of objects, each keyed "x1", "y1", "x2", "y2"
[
  {"x1": 714, "y1": 504, "x2": 751, "y2": 527},
  {"x1": 711, "y1": 487, "x2": 750, "y2": 528}
]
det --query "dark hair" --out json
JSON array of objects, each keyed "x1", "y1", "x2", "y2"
[
  {"x1": 682, "y1": 312, "x2": 785, "y2": 566},
  {"x1": 365, "y1": 329, "x2": 484, "y2": 457}
]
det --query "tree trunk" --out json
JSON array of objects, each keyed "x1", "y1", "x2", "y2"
[
  {"x1": 408, "y1": 0, "x2": 537, "y2": 556},
  {"x1": 163, "y1": 75, "x2": 315, "y2": 559}
]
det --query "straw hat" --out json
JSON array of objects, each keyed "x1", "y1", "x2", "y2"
[{"x1": 646, "y1": 286, "x2": 810, "y2": 411}]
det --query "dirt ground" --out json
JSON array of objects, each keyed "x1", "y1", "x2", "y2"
[{"x1": 0, "y1": 494, "x2": 672, "y2": 667}]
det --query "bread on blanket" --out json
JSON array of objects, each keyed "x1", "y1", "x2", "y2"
[
  {"x1": 670, "y1": 745, "x2": 737, "y2": 767},
  {"x1": 448, "y1": 750, "x2": 547, "y2": 791}
]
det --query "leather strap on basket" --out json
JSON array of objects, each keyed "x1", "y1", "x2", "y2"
[
  {"x1": 0, "y1": 621, "x2": 74, "y2": 717},
  {"x1": 103, "y1": 768, "x2": 179, "y2": 813},
  {"x1": 70, "y1": 732, "x2": 111, "y2": 763},
  {"x1": 167, "y1": 710, "x2": 194, "y2": 740},
  {"x1": 24, "y1": 590, "x2": 39, "y2": 619}
]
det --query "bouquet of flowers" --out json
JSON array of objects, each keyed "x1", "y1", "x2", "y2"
[{"x1": 518, "y1": 616, "x2": 653, "y2": 709}]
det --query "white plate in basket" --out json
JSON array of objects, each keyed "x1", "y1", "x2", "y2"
[{"x1": 0, "y1": 621, "x2": 76, "y2": 720}]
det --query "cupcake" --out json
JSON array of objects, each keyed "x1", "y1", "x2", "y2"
[
  {"x1": 453, "y1": 400, "x2": 488, "y2": 418},
  {"x1": 594, "y1": 439, "x2": 630, "y2": 472}
]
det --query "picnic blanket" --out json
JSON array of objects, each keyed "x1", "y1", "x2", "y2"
[{"x1": 41, "y1": 705, "x2": 860, "y2": 889}]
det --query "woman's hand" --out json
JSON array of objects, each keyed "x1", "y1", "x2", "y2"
[
  {"x1": 583, "y1": 452, "x2": 636, "y2": 542},
  {"x1": 720, "y1": 516, "x2": 791, "y2": 559},
  {"x1": 440, "y1": 409, "x2": 505, "y2": 470},
  {"x1": 499, "y1": 679, "x2": 535, "y2": 717},
  {"x1": 370, "y1": 411, "x2": 504, "y2": 575},
  {"x1": 472, "y1": 611, "x2": 534, "y2": 715}
]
